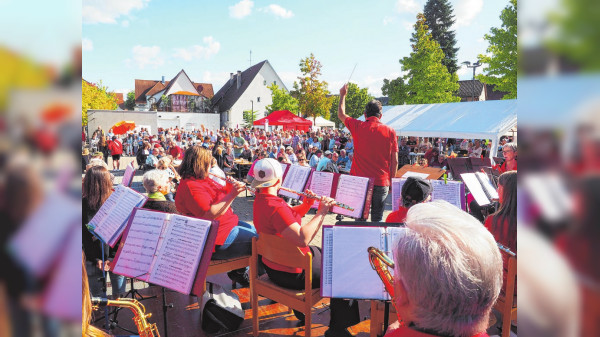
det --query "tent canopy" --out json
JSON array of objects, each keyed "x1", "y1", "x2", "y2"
[
  {"x1": 254, "y1": 110, "x2": 312, "y2": 131},
  {"x1": 349, "y1": 100, "x2": 516, "y2": 157},
  {"x1": 313, "y1": 116, "x2": 335, "y2": 128}
]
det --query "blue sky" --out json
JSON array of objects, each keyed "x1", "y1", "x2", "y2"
[{"x1": 82, "y1": 0, "x2": 509, "y2": 97}]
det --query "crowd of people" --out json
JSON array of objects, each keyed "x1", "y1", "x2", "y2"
[{"x1": 82, "y1": 84, "x2": 517, "y2": 337}]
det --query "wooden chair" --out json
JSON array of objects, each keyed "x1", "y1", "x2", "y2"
[
  {"x1": 494, "y1": 249, "x2": 517, "y2": 337},
  {"x1": 250, "y1": 234, "x2": 322, "y2": 337},
  {"x1": 369, "y1": 301, "x2": 397, "y2": 337},
  {"x1": 203, "y1": 255, "x2": 251, "y2": 292}
]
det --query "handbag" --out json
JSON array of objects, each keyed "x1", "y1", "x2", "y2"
[{"x1": 199, "y1": 282, "x2": 245, "y2": 333}]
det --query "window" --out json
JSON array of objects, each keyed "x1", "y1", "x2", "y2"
[
  {"x1": 273, "y1": 81, "x2": 277, "y2": 86},
  {"x1": 264, "y1": 80, "x2": 267, "y2": 85},
  {"x1": 257, "y1": 97, "x2": 260, "y2": 102}
]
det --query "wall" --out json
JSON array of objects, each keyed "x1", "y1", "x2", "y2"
[{"x1": 157, "y1": 112, "x2": 220, "y2": 131}]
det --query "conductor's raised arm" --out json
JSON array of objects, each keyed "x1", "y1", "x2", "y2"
[{"x1": 338, "y1": 84, "x2": 350, "y2": 124}]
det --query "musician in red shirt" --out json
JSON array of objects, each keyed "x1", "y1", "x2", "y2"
[
  {"x1": 107, "y1": 136, "x2": 123, "y2": 171},
  {"x1": 385, "y1": 201, "x2": 502, "y2": 337},
  {"x1": 338, "y1": 84, "x2": 398, "y2": 222},
  {"x1": 385, "y1": 177, "x2": 432, "y2": 223}
]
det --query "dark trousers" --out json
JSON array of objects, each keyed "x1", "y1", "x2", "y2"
[
  {"x1": 370, "y1": 185, "x2": 389, "y2": 222},
  {"x1": 264, "y1": 246, "x2": 360, "y2": 329}
]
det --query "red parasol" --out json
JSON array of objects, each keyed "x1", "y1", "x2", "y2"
[{"x1": 111, "y1": 121, "x2": 136, "y2": 135}]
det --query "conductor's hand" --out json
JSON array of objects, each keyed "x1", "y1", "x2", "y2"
[
  {"x1": 228, "y1": 178, "x2": 246, "y2": 196},
  {"x1": 317, "y1": 196, "x2": 336, "y2": 215},
  {"x1": 339, "y1": 84, "x2": 348, "y2": 97}
]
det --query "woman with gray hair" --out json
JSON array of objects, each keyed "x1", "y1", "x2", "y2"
[
  {"x1": 142, "y1": 170, "x2": 178, "y2": 213},
  {"x1": 386, "y1": 200, "x2": 502, "y2": 337},
  {"x1": 494, "y1": 142, "x2": 517, "y2": 173}
]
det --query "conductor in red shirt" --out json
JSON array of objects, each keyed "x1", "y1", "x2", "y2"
[{"x1": 337, "y1": 84, "x2": 398, "y2": 221}]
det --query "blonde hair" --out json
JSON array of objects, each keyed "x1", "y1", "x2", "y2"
[{"x1": 82, "y1": 252, "x2": 110, "y2": 337}]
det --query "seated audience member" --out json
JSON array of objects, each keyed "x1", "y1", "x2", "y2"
[
  {"x1": 385, "y1": 201, "x2": 503, "y2": 337},
  {"x1": 251, "y1": 159, "x2": 360, "y2": 336},
  {"x1": 310, "y1": 149, "x2": 322, "y2": 168},
  {"x1": 346, "y1": 153, "x2": 353, "y2": 171},
  {"x1": 321, "y1": 151, "x2": 339, "y2": 173},
  {"x1": 156, "y1": 157, "x2": 179, "y2": 201},
  {"x1": 142, "y1": 170, "x2": 178, "y2": 213},
  {"x1": 247, "y1": 150, "x2": 266, "y2": 184},
  {"x1": 317, "y1": 150, "x2": 334, "y2": 171},
  {"x1": 286, "y1": 146, "x2": 297, "y2": 164},
  {"x1": 86, "y1": 151, "x2": 109, "y2": 171},
  {"x1": 296, "y1": 152, "x2": 310, "y2": 167},
  {"x1": 337, "y1": 149, "x2": 349, "y2": 167},
  {"x1": 146, "y1": 147, "x2": 160, "y2": 168},
  {"x1": 469, "y1": 139, "x2": 483, "y2": 158},
  {"x1": 424, "y1": 147, "x2": 439, "y2": 165},
  {"x1": 417, "y1": 157, "x2": 428, "y2": 167},
  {"x1": 429, "y1": 153, "x2": 448, "y2": 168},
  {"x1": 386, "y1": 177, "x2": 432, "y2": 223}
]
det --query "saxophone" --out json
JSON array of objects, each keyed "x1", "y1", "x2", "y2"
[{"x1": 92, "y1": 297, "x2": 160, "y2": 337}]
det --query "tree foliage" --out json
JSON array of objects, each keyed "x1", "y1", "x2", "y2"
[
  {"x1": 125, "y1": 91, "x2": 136, "y2": 110},
  {"x1": 401, "y1": 14, "x2": 460, "y2": 104},
  {"x1": 265, "y1": 83, "x2": 299, "y2": 115},
  {"x1": 329, "y1": 82, "x2": 373, "y2": 128},
  {"x1": 82, "y1": 80, "x2": 118, "y2": 126},
  {"x1": 381, "y1": 77, "x2": 408, "y2": 105},
  {"x1": 293, "y1": 53, "x2": 334, "y2": 122},
  {"x1": 477, "y1": 0, "x2": 517, "y2": 99},
  {"x1": 243, "y1": 110, "x2": 259, "y2": 128},
  {"x1": 423, "y1": 0, "x2": 459, "y2": 74}
]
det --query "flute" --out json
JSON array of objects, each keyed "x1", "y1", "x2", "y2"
[{"x1": 208, "y1": 172, "x2": 354, "y2": 211}]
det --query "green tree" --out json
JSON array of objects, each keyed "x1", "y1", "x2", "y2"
[
  {"x1": 160, "y1": 94, "x2": 171, "y2": 111},
  {"x1": 293, "y1": 53, "x2": 334, "y2": 122},
  {"x1": 401, "y1": 14, "x2": 460, "y2": 104},
  {"x1": 265, "y1": 83, "x2": 299, "y2": 114},
  {"x1": 423, "y1": 0, "x2": 459, "y2": 74},
  {"x1": 381, "y1": 77, "x2": 408, "y2": 105},
  {"x1": 329, "y1": 82, "x2": 373, "y2": 127},
  {"x1": 477, "y1": 0, "x2": 517, "y2": 99},
  {"x1": 125, "y1": 91, "x2": 136, "y2": 110},
  {"x1": 82, "y1": 80, "x2": 118, "y2": 126},
  {"x1": 243, "y1": 110, "x2": 258, "y2": 128}
]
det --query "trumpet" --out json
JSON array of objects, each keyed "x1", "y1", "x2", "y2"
[
  {"x1": 92, "y1": 297, "x2": 160, "y2": 337},
  {"x1": 208, "y1": 172, "x2": 354, "y2": 211},
  {"x1": 368, "y1": 247, "x2": 396, "y2": 301}
]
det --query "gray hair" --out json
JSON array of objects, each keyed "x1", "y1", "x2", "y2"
[
  {"x1": 502, "y1": 142, "x2": 517, "y2": 153},
  {"x1": 142, "y1": 170, "x2": 169, "y2": 193},
  {"x1": 394, "y1": 201, "x2": 502, "y2": 337}
]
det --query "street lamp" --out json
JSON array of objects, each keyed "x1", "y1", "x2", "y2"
[
  {"x1": 250, "y1": 99, "x2": 254, "y2": 124},
  {"x1": 461, "y1": 61, "x2": 482, "y2": 101}
]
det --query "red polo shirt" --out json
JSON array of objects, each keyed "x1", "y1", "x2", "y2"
[
  {"x1": 169, "y1": 145, "x2": 183, "y2": 159},
  {"x1": 385, "y1": 326, "x2": 489, "y2": 337},
  {"x1": 175, "y1": 177, "x2": 238, "y2": 246},
  {"x1": 385, "y1": 207, "x2": 408, "y2": 223},
  {"x1": 253, "y1": 192, "x2": 314, "y2": 273},
  {"x1": 345, "y1": 116, "x2": 398, "y2": 186}
]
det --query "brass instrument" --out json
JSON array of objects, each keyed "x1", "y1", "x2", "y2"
[
  {"x1": 208, "y1": 172, "x2": 355, "y2": 210},
  {"x1": 92, "y1": 297, "x2": 160, "y2": 337},
  {"x1": 368, "y1": 247, "x2": 396, "y2": 301}
]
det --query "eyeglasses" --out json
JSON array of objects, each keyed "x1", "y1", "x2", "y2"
[{"x1": 502, "y1": 150, "x2": 513, "y2": 153}]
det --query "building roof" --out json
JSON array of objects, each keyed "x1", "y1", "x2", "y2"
[
  {"x1": 458, "y1": 80, "x2": 485, "y2": 98},
  {"x1": 485, "y1": 84, "x2": 508, "y2": 101},
  {"x1": 114, "y1": 92, "x2": 124, "y2": 105},
  {"x1": 211, "y1": 60, "x2": 268, "y2": 113},
  {"x1": 134, "y1": 71, "x2": 214, "y2": 104}
]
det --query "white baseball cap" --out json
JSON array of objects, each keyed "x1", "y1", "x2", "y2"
[{"x1": 251, "y1": 158, "x2": 283, "y2": 189}]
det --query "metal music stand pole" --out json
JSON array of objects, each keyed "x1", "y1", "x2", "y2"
[{"x1": 161, "y1": 287, "x2": 174, "y2": 337}]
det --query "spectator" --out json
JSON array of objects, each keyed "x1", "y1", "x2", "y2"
[
  {"x1": 398, "y1": 138, "x2": 411, "y2": 167},
  {"x1": 469, "y1": 139, "x2": 483, "y2": 158},
  {"x1": 142, "y1": 170, "x2": 178, "y2": 213},
  {"x1": 107, "y1": 136, "x2": 123, "y2": 171},
  {"x1": 310, "y1": 149, "x2": 322, "y2": 168},
  {"x1": 146, "y1": 148, "x2": 159, "y2": 168},
  {"x1": 337, "y1": 149, "x2": 349, "y2": 168}
]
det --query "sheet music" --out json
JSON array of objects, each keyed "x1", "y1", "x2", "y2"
[
  {"x1": 149, "y1": 215, "x2": 211, "y2": 294},
  {"x1": 429, "y1": 180, "x2": 464, "y2": 210},
  {"x1": 332, "y1": 175, "x2": 369, "y2": 218},
  {"x1": 112, "y1": 209, "x2": 165, "y2": 281},
  {"x1": 279, "y1": 165, "x2": 312, "y2": 199},
  {"x1": 476, "y1": 172, "x2": 499, "y2": 200},
  {"x1": 401, "y1": 171, "x2": 430, "y2": 179},
  {"x1": 122, "y1": 163, "x2": 135, "y2": 187},
  {"x1": 90, "y1": 185, "x2": 146, "y2": 246},
  {"x1": 461, "y1": 173, "x2": 491, "y2": 206},
  {"x1": 307, "y1": 171, "x2": 335, "y2": 209},
  {"x1": 321, "y1": 227, "x2": 334, "y2": 297},
  {"x1": 391, "y1": 178, "x2": 407, "y2": 212},
  {"x1": 331, "y1": 226, "x2": 386, "y2": 300}
]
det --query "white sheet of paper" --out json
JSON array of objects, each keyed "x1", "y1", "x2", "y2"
[
  {"x1": 307, "y1": 171, "x2": 335, "y2": 209},
  {"x1": 401, "y1": 171, "x2": 430, "y2": 179},
  {"x1": 279, "y1": 165, "x2": 312, "y2": 199},
  {"x1": 90, "y1": 185, "x2": 146, "y2": 246},
  {"x1": 321, "y1": 227, "x2": 334, "y2": 297},
  {"x1": 112, "y1": 209, "x2": 165, "y2": 281},
  {"x1": 391, "y1": 178, "x2": 407, "y2": 212},
  {"x1": 148, "y1": 215, "x2": 211, "y2": 294},
  {"x1": 429, "y1": 180, "x2": 464, "y2": 210},
  {"x1": 476, "y1": 172, "x2": 499, "y2": 200},
  {"x1": 122, "y1": 163, "x2": 135, "y2": 187},
  {"x1": 461, "y1": 173, "x2": 491, "y2": 206},
  {"x1": 332, "y1": 175, "x2": 369, "y2": 218},
  {"x1": 331, "y1": 226, "x2": 386, "y2": 300}
]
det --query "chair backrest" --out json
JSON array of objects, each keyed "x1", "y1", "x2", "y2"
[{"x1": 253, "y1": 234, "x2": 310, "y2": 271}]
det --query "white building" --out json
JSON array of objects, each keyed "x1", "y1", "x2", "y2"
[{"x1": 212, "y1": 60, "x2": 288, "y2": 128}]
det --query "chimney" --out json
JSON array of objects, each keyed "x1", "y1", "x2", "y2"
[
  {"x1": 237, "y1": 70, "x2": 241, "y2": 89},
  {"x1": 161, "y1": 76, "x2": 165, "y2": 84},
  {"x1": 229, "y1": 73, "x2": 234, "y2": 84}
]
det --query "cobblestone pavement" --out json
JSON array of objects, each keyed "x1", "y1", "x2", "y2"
[{"x1": 103, "y1": 156, "x2": 394, "y2": 250}]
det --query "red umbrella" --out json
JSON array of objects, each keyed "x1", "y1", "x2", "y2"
[{"x1": 111, "y1": 121, "x2": 136, "y2": 135}]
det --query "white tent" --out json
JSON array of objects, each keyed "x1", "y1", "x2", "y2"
[
  {"x1": 349, "y1": 100, "x2": 517, "y2": 158},
  {"x1": 313, "y1": 116, "x2": 336, "y2": 128}
]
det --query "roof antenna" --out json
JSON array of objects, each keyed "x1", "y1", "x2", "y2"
[{"x1": 249, "y1": 50, "x2": 252, "y2": 67}]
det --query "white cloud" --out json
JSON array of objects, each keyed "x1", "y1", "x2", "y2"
[
  {"x1": 129, "y1": 45, "x2": 164, "y2": 69},
  {"x1": 454, "y1": 0, "x2": 483, "y2": 28},
  {"x1": 401, "y1": 20, "x2": 414, "y2": 31},
  {"x1": 202, "y1": 71, "x2": 231, "y2": 89},
  {"x1": 261, "y1": 4, "x2": 294, "y2": 18},
  {"x1": 82, "y1": 38, "x2": 93, "y2": 51},
  {"x1": 383, "y1": 16, "x2": 395, "y2": 25},
  {"x1": 114, "y1": 88, "x2": 133, "y2": 94},
  {"x1": 172, "y1": 37, "x2": 221, "y2": 61},
  {"x1": 395, "y1": 0, "x2": 420, "y2": 14},
  {"x1": 229, "y1": 0, "x2": 253, "y2": 19},
  {"x1": 121, "y1": 20, "x2": 130, "y2": 27},
  {"x1": 82, "y1": 0, "x2": 149, "y2": 24}
]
